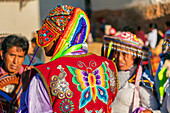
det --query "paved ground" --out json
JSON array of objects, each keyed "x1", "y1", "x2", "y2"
[{"x1": 88, "y1": 42, "x2": 103, "y2": 56}]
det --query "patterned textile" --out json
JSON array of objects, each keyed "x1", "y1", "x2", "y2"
[
  {"x1": 36, "y1": 5, "x2": 90, "y2": 61},
  {"x1": 128, "y1": 70, "x2": 154, "y2": 91},
  {"x1": 0, "y1": 64, "x2": 25, "y2": 113},
  {"x1": 33, "y1": 53, "x2": 119, "y2": 113},
  {"x1": 103, "y1": 32, "x2": 150, "y2": 60}
]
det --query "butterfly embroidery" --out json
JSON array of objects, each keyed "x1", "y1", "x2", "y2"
[{"x1": 67, "y1": 62, "x2": 109, "y2": 109}]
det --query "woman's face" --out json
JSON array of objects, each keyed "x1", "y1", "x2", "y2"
[{"x1": 114, "y1": 51, "x2": 135, "y2": 71}]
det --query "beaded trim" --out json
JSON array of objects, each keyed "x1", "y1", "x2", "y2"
[{"x1": 103, "y1": 35, "x2": 150, "y2": 59}]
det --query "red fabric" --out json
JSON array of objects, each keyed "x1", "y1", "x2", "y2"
[
  {"x1": 36, "y1": 54, "x2": 118, "y2": 113},
  {"x1": 135, "y1": 30, "x2": 146, "y2": 44}
]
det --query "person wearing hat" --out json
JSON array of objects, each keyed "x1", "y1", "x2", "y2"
[
  {"x1": 145, "y1": 38, "x2": 170, "y2": 113},
  {"x1": 165, "y1": 21, "x2": 170, "y2": 38},
  {"x1": 102, "y1": 32, "x2": 160, "y2": 113},
  {"x1": 18, "y1": 5, "x2": 119, "y2": 113}
]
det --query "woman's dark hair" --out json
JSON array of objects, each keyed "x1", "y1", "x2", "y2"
[
  {"x1": 166, "y1": 21, "x2": 170, "y2": 27},
  {"x1": 149, "y1": 23, "x2": 157, "y2": 29},
  {"x1": 2, "y1": 35, "x2": 29, "y2": 55}
]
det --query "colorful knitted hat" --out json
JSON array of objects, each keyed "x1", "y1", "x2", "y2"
[
  {"x1": 103, "y1": 32, "x2": 149, "y2": 59},
  {"x1": 36, "y1": 5, "x2": 90, "y2": 60}
]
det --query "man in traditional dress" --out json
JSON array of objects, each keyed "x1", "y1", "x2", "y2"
[{"x1": 18, "y1": 5, "x2": 119, "y2": 113}]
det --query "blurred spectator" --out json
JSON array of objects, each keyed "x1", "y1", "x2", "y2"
[
  {"x1": 135, "y1": 26, "x2": 146, "y2": 45},
  {"x1": 0, "y1": 35, "x2": 29, "y2": 112},
  {"x1": 0, "y1": 35, "x2": 7, "y2": 64},
  {"x1": 145, "y1": 23, "x2": 163, "y2": 50},
  {"x1": 100, "y1": 18, "x2": 107, "y2": 34},
  {"x1": 165, "y1": 21, "x2": 170, "y2": 37},
  {"x1": 139, "y1": 38, "x2": 170, "y2": 113},
  {"x1": 31, "y1": 37, "x2": 45, "y2": 63},
  {"x1": 87, "y1": 32, "x2": 93, "y2": 43},
  {"x1": 123, "y1": 25, "x2": 135, "y2": 34},
  {"x1": 91, "y1": 19, "x2": 96, "y2": 41},
  {"x1": 145, "y1": 23, "x2": 158, "y2": 49},
  {"x1": 23, "y1": 54, "x2": 44, "y2": 66}
]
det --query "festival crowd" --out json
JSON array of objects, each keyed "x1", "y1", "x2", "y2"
[{"x1": 0, "y1": 4, "x2": 170, "y2": 113}]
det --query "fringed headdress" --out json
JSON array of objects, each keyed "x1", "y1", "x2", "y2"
[{"x1": 103, "y1": 32, "x2": 150, "y2": 60}]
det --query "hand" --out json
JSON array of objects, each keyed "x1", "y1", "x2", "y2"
[
  {"x1": 24, "y1": 65, "x2": 34, "y2": 71},
  {"x1": 22, "y1": 66, "x2": 34, "y2": 91},
  {"x1": 163, "y1": 60, "x2": 170, "y2": 78},
  {"x1": 141, "y1": 109, "x2": 153, "y2": 113}
]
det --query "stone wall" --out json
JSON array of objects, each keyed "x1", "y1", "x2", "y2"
[{"x1": 90, "y1": 3, "x2": 170, "y2": 38}]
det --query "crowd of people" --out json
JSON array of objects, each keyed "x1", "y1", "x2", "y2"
[{"x1": 0, "y1": 4, "x2": 170, "y2": 113}]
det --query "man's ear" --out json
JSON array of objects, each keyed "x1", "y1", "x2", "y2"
[{"x1": 0, "y1": 50, "x2": 4, "y2": 60}]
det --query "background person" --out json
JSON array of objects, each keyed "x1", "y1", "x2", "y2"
[
  {"x1": 31, "y1": 37, "x2": 45, "y2": 63},
  {"x1": 135, "y1": 26, "x2": 146, "y2": 46},
  {"x1": 102, "y1": 32, "x2": 160, "y2": 113},
  {"x1": 145, "y1": 38, "x2": 170, "y2": 113},
  {"x1": 145, "y1": 23, "x2": 158, "y2": 49},
  {"x1": 165, "y1": 21, "x2": 170, "y2": 37},
  {"x1": 0, "y1": 35, "x2": 29, "y2": 112}
]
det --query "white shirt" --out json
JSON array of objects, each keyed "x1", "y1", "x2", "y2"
[{"x1": 145, "y1": 29, "x2": 158, "y2": 49}]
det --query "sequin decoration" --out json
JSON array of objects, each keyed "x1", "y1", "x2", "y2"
[
  {"x1": 37, "y1": 23, "x2": 61, "y2": 47},
  {"x1": 50, "y1": 65, "x2": 73, "y2": 99},
  {"x1": 67, "y1": 61, "x2": 109, "y2": 109},
  {"x1": 116, "y1": 32, "x2": 139, "y2": 45},
  {"x1": 59, "y1": 99, "x2": 74, "y2": 113},
  {"x1": 37, "y1": 5, "x2": 74, "y2": 47},
  {"x1": 104, "y1": 61, "x2": 118, "y2": 94},
  {"x1": 46, "y1": 5, "x2": 74, "y2": 33}
]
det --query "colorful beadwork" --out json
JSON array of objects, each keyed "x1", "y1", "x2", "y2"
[
  {"x1": 50, "y1": 65, "x2": 73, "y2": 99},
  {"x1": 37, "y1": 5, "x2": 74, "y2": 47},
  {"x1": 47, "y1": 67, "x2": 50, "y2": 70},
  {"x1": 67, "y1": 61, "x2": 109, "y2": 109},
  {"x1": 51, "y1": 7, "x2": 90, "y2": 61},
  {"x1": 105, "y1": 61, "x2": 118, "y2": 94},
  {"x1": 103, "y1": 32, "x2": 150, "y2": 59},
  {"x1": 59, "y1": 99, "x2": 74, "y2": 113},
  {"x1": 37, "y1": 22, "x2": 62, "y2": 47},
  {"x1": 36, "y1": 5, "x2": 90, "y2": 61},
  {"x1": 116, "y1": 32, "x2": 139, "y2": 46}
]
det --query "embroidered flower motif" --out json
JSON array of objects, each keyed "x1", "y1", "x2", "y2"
[
  {"x1": 67, "y1": 61, "x2": 109, "y2": 109},
  {"x1": 50, "y1": 65, "x2": 73, "y2": 99},
  {"x1": 59, "y1": 99, "x2": 74, "y2": 113}
]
